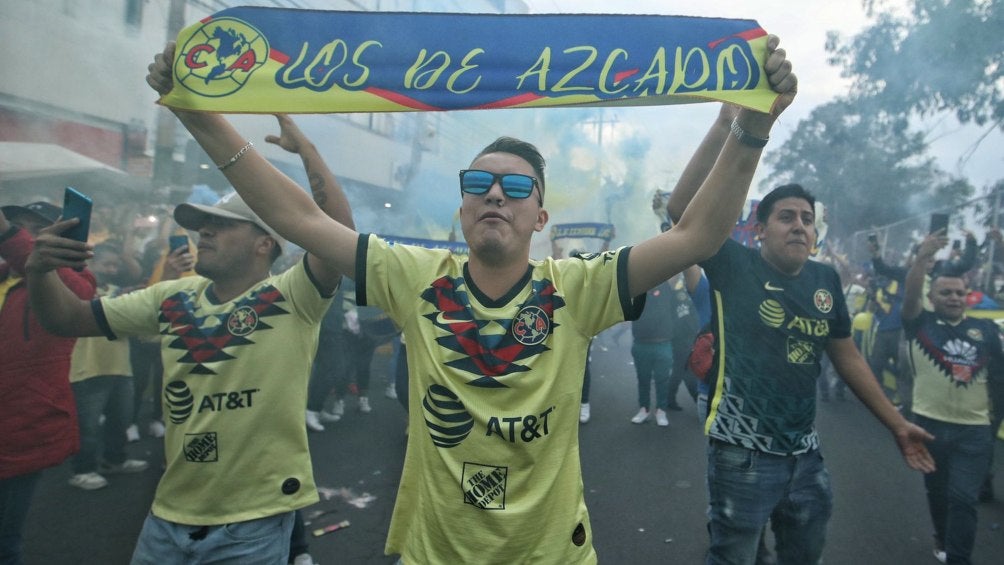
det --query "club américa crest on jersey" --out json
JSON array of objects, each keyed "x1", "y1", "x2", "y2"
[
  {"x1": 421, "y1": 276, "x2": 564, "y2": 388},
  {"x1": 813, "y1": 289, "x2": 833, "y2": 313},
  {"x1": 512, "y1": 305, "x2": 550, "y2": 346},
  {"x1": 175, "y1": 17, "x2": 269, "y2": 98}
]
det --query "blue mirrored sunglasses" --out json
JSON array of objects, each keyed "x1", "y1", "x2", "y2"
[{"x1": 459, "y1": 169, "x2": 540, "y2": 203}]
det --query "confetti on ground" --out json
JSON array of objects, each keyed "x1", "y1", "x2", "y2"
[
  {"x1": 312, "y1": 519, "x2": 351, "y2": 538},
  {"x1": 316, "y1": 486, "x2": 378, "y2": 508}
]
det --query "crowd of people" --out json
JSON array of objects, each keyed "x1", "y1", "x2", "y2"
[{"x1": 1, "y1": 30, "x2": 1001, "y2": 565}]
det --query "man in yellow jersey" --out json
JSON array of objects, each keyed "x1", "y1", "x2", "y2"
[
  {"x1": 903, "y1": 232, "x2": 1004, "y2": 564},
  {"x1": 141, "y1": 36, "x2": 796, "y2": 564},
  {"x1": 24, "y1": 116, "x2": 353, "y2": 563}
]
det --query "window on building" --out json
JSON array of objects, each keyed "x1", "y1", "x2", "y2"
[{"x1": 342, "y1": 113, "x2": 397, "y2": 138}]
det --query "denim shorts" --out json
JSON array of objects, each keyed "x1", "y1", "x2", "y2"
[{"x1": 130, "y1": 510, "x2": 295, "y2": 565}]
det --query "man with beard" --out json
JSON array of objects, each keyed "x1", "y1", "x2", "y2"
[
  {"x1": 24, "y1": 118, "x2": 352, "y2": 562},
  {"x1": 903, "y1": 232, "x2": 1004, "y2": 564}
]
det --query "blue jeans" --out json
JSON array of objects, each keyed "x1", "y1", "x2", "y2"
[
  {"x1": 914, "y1": 415, "x2": 993, "y2": 565},
  {"x1": 288, "y1": 510, "x2": 308, "y2": 560},
  {"x1": 668, "y1": 333, "x2": 699, "y2": 406},
  {"x1": 130, "y1": 511, "x2": 294, "y2": 565},
  {"x1": 71, "y1": 375, "x2": 134, "y2": 473},
  {"x1": 0, "y1": 471, "x2": 41, "y2": 565},
  {"x1": 631, "y1": 341, "x2": 673, "y2": 410},
  {"x1": 706, "y1": 441, "x2": 833, "y2": 565}
]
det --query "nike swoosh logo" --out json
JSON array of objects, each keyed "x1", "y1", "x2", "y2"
[{"x1": 764, "y1": 282, "x2": 784, "y2": 291}]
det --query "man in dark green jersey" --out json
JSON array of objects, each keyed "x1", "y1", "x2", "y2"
[{"x1": 667, "y1": 104, "x2": 935, "y2": 565}]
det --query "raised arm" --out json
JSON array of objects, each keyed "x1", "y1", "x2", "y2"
[
  {"x1": 683, "y1": 264, "x2": 703, "y2": 294},
  {"x1": 954, "y1": 230, "x2": 978, "y2": 272},
  {"x1": 24, "y1": 219, "x2": 103, "y2": 337},
  {"x1": 263, "y1": 113, "x2": 356, "y2": 289},
  {"x1": 665, "y1": 104, "x2": 737, "y2": 225},
  {"x1": 264, "y1": 114, "x2": 355, "y2": 231},
  {"x1": 146, "y1": 43, "x2": 358, "y2": 280},
  {"x1": 902, "y1": 231, "x2": 947, "y2": 321},
  {"x1": 629, "y1": 35, "x2": 797, "y2": 296}
]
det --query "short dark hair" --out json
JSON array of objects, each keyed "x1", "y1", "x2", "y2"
[
  {"x1": 474, "y1": 137, "x2": 546, "y2": 202},
  {"x1": 930, "y1": 262, "x2": 968, "y2": 281},
  {"x1": 756, "y1": 183, "x2": 816, "y2": 224}
]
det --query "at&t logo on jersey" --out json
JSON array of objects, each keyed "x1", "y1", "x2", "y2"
[
  {"x1": 422, "y1": 384, "x2": 474, "y2": 448},
  {"x1": 175, "y1": 18, "x2": 269, "y2": 98},
  {"x1": 164, "y1": 379, "x2": 260, "y2": 425}
]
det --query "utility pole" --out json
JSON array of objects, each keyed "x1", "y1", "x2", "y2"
[
  {"x1": 583, "y1": 108, "x2": 618, "y2": 222},
  {"x1": 151, "y1": 0, "x2": 187, "y2": 190},
  {"x1": 583, "y1": 108, "x2": 619, "y2": 170},
  {"x1": 984, "y1": 187, "x2": 1001, "y2": 293}
]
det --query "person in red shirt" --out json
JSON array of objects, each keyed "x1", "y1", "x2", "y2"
[{"x1": 0, "y1": 202, "x2": 96, "y2": 564}]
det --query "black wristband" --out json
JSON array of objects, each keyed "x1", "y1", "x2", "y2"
[{"x1": 730, "y1": 117, "x2": 769, "y2": 148}]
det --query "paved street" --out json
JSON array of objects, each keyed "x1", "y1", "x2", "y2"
[{"x1": 22, "y1": 328, "x2": 1004, "y2": 564}]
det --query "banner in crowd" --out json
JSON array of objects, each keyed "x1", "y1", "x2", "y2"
[
  {"x1": 161, "y1": 8, "x2": 779, "y2": 114},
  {"x1": 381, "y1": 234, "x2": 469, "y2": 255},
  {"x1": 549, "y1": 223, "x2": 616, "y2": 242},
  {"x1": 732, "y1": 199, "x2": 760, "y2": 249}
]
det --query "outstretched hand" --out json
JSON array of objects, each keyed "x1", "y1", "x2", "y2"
[
  {"x1": 764, "y1": 34, "x2": 797, "y2": 118},
  {"x1": 264, "y1": 114, "x2": 309, "y2": 155},
  {"x1": 146, "y1": 42, "x2": 176, "y2": 96},
  {"x1": 24, "y1": 219, "x2": 93, "y2": 275},
  {"x1": 894, "y1": 422, "x2": 936, "y2": 474}
]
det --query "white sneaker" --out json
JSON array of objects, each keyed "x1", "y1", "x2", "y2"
[
  {"x1": 579, "y1": 403, "x2": 591, "y2": 424},
  {"x1": 655, "y1": 408, "x2": 669, "y2": 427},
  {"x1": 332, "y1": 399, "x2": 345, "y2": 418},
  {"x1": 305, "y1": 410, "x2": 325, "y2": 432},
  {"x1": 630, "y1": 407, "x2": 650, "y2": 424},
  {"x1": 932, "y1": 548, "x2": 947, "y2": 563},
  {"x1": 358, "y1": 396, "x2": 372, "y2": 413},
  {"x1": 318, "y1": 409, "x2": 341, "y2": 423},
  {"x1": 148, "y1": 420, "x2": 166, "y2": 438},
  {"x1": 385, "y1": 384, "x2": 398, "y2": 399},
  {"x1": 125, "y1": 424, "x2": 140, "y2": 443},
  {"x1": 69, "y1": 472, "x2": 108, "y2": 490},
  {"x1": 100, "y1": 459, "x2": 149, "y2": 474},
  {"x1": 292, "y1": 553, "x2": 317, "y2": 565}
]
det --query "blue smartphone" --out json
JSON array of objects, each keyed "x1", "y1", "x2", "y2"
[
  {"x1": 61, "y1": 187, "x2": 92, "y2": 243},
  {"x1": 169, "y1": 234, "x2": 189, "y2": 253}
]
